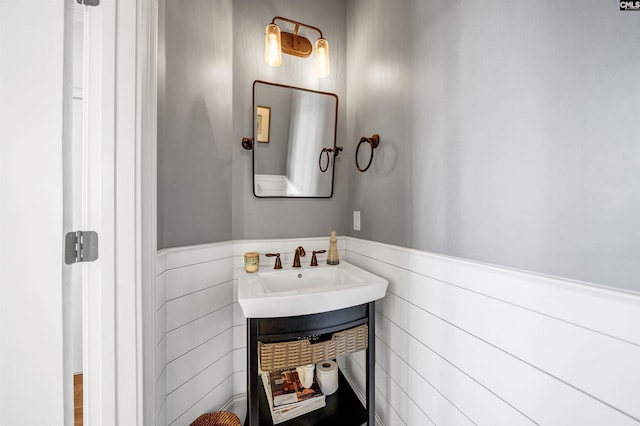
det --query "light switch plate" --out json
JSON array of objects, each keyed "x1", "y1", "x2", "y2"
[{"x1": 353, "y1": 211, "x2": 361, "y2": 231}]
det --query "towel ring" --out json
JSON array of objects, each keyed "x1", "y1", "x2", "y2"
[
  {"x1": 319, "y1": 148, "x2": 331, "y2": 172},
  {"x1": 318, "y1": 146, "x2": 343, "y2": 172},
  {"x1": 355, "y1": 134, "x2": 380, "y2": 172}
]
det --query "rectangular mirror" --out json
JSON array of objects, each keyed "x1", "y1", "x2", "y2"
[{"x1": 253, "y1": 80, "x2": 338, "y2": 197}]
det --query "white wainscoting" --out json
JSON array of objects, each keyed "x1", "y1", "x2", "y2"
[
  {"x1": 344, "y1": 238, "x2": 640, "y2": 426},
  {"x1": 156, "y1": 237, "x2": 640, "y2": 426},
  {"x1": 156, "y1": 243, "x2": 235, "y2": 426}
]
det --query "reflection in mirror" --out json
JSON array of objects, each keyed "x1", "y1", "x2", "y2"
[
  {"x1": 256, "y1": 106, "x2": 271, "y2": 143},
  {"x1": 253, "y1": 80, "x2": 338, "y2": 197}
]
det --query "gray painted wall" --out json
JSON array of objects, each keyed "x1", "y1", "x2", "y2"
[
  {"x1": 158, "y1": 0, "x2": 233, "y2": 249},
  {"x1": 231, "y1": 0, "x2": 349, "y2": 240},
  {"x1": 159, "y1": 0, "x2": 348, "y2": 248},
  {"x1": 158, "y1": 0, "x2": 639, "y2": 292},
  {"x1": 346, "y1": 0, "x2": 640, "y2": 292}
]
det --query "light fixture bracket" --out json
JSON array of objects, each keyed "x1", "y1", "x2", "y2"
[
  {"x1": 271, "y1": 16, "x2": 323, "y2": 58},
  {"x1": 281, "y1": 31, "x2": 313, "y2": 58}
]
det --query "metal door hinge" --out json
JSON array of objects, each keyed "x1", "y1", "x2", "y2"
[
  {"x1": 65, "y1": 231, "x2": 99, "y2": 265},
  {"x1": 76, "y1": 0, "x2": 100, "y2": 6}
]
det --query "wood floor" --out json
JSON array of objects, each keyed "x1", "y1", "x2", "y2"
[{"x1": 74, "y1": 374, "x2": 83, "y2": 426}]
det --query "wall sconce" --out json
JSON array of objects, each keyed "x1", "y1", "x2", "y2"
[{"x1": 264, "y1": 16, "x2": 330, "y2": 78}]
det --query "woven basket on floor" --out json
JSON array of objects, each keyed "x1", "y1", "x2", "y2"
[
  {"x1": 259, "y1": 323, "x2": 368, "y2": 372},
  {"x1": 190, "y1": 411, "x2": 241, "y2": 426}
]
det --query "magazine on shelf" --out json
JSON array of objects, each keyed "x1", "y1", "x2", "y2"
[{"x1": 261, "y1": 369, "x2": 325, "y2": 424}]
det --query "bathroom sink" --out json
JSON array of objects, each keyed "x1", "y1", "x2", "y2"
[{"x1": 238, "y1": 261, "x2": 388, "y2": 318}]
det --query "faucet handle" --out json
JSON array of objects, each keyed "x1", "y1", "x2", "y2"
[
  {"x1": 265, "y1": 253, "x2": 282, "y2": 269},
  {"x1": 310, "y1": 250, "x2": 326, "y2": 266}
]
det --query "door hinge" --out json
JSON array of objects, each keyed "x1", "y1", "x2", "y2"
[
  {"x1": 76, "y1": 0, "x2": 100, "y2": 6},
  {"x1": 65, "y1": 231, "x2": 99, "y2": 265}
]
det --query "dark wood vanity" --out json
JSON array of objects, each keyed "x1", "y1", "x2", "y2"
[{"x1": 245, "y1": 302, "x2": 376, "y2": 426}]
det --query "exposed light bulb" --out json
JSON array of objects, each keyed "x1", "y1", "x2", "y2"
[
  {"x1": 264, "y1": 24, "x2": 282, "y2": 67},
  {"x1": 314, "y1": 38, "x2": 330, "y2": 78}
]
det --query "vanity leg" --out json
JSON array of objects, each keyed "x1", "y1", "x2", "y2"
[
  {"x1": 247, "y1": 318, "x2": 259, "y2": 426},
  {"x1": 366, "y1": 302, "x2": 375, "y2": 425}
]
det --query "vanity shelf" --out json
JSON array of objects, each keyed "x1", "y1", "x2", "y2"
[
  {"x1": 254, "y1": 369, "x2": 366, "y2": 426},
  {"x1": 245, "y1": 303, "x2": 376, "y2": 426}
]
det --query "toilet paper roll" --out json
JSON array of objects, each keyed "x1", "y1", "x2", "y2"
[{"x1": 315, "y1": 360, "x2": 339, "y2": 395}]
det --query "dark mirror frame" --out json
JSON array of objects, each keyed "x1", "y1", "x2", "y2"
[{"x1": 252, "y1": 80, "x2": 339, "y2": 198}]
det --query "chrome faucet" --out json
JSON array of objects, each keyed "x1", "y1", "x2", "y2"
[{"x1": 292, "y1": 246, "x2": 306, "y2": 267}]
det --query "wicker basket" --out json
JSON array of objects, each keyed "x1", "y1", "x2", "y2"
[
  {"x1": 189, "y1": 411, "x2": 241, "y2": 426},
  {"x1": 259, "y1": 324, "x2": 368, "y2": 372}
]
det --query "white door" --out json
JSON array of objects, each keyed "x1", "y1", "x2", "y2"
[
  {"x1": 1, "y1": 1, "x2": 72, "y2": 424},
  {"x1": 0, "y1": 1, "x2": 141, "y2": 425}
]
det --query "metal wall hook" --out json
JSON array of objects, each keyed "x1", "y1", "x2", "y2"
[{"x1": 355, "y1": 134, "x2": 380, "y2": 172}]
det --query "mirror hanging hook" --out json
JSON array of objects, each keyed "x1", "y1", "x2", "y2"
[{"x1": 241, "y1": 137, "x2": 253, "y2": 150}]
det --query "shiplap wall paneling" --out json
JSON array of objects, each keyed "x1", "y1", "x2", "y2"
[
  {"x1": 155, "y1": 256, "x2": 168, "y2": 426},
  {"x1": 159, "y1": 243, "x2": 235, "y2": 426},
  {"x1": 346, "y1": 238, "x2": 640, "y2": 345},
  {"x1": 345, "y1": 239, "x2": 640, "y2": 426}
]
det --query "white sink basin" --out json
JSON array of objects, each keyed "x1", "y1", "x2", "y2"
[{"x1": 238, "y1": 261, "x2": 388, "y2": 318}]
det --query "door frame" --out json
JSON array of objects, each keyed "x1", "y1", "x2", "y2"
[
  {"x1": 81, "y1": 0, "x2": 156, "y2": 424},
  {"x1": 137, "y1": 0, "x2": 159, "y2": 423}
]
